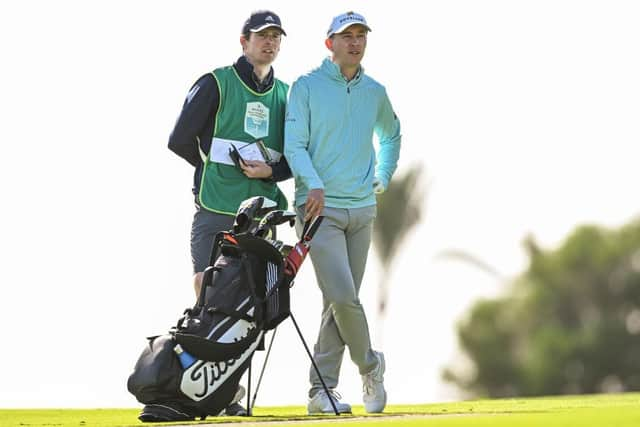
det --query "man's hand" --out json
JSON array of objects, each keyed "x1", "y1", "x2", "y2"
[
  {"x1": 373, "y1": 177, "x2": 385, "y2": 194},
  {"x1": 241, "y1": 160, "x2": 273, "y2": 179},
  {"x1": 305, "y1": 188, "x2": 324, "y2": 221}
]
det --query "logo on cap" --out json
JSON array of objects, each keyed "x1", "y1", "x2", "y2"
[{"x1": 339, "y1": 11, "x2": 364, "y2": 24}]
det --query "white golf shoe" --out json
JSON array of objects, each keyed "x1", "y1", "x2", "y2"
[
  {"x1": 307, "y1": 389, "x2": 352, "y2": 414},
  {"x1": 362, "y1": 351, "x2": 387, "y2": 413}
]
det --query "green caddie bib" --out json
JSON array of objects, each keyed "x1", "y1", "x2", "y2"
[{"x1": 198, "y1": 66, "x2": 289, "y2": 215}]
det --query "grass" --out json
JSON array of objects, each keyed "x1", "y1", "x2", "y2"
[{"x1": 2, "y1": 393, "x2": 640, "y2": 426}]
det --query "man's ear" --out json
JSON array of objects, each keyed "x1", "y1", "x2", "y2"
[
  {"x1": 325, "y1": 38, "x2": 333, "y2": 51},
  {"x1": 240, "y1": 35, "x2": 248, "y2": 51}
]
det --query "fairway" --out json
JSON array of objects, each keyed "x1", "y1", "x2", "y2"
[{"x1": 2, "y1": 393, "x2": 640, "y2": 426}]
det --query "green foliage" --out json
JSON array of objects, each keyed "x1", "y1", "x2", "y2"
[{"x1": 445, "y1": 217, "x2": 640, "y2": 398}]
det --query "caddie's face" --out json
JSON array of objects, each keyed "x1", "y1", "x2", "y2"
[
  {"x1": 329, "y1": 24, "x2": 368, "y2": 68},
  {"x1": 241, "y1": 28, "x2": 282, "y2": 66}
]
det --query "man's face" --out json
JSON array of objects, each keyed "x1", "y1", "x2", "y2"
[
  {"x1": 329, "y1": 24, "x2": 368, "y2": 68},
  {"x1": 241, "y1": 28, "x2": 282, "y2": 66}
]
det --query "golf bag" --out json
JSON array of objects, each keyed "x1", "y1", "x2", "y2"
[{"x1": 127, "y1": 197, "x2": 320, "y2": 422}]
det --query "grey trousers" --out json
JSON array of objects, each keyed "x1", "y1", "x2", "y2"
[
  {"x1": 191, "y1": 207, "x2": 235, "y2": 273},
  {"x1": 296, "y1": 205, "x2": 379, "y2": 398}
]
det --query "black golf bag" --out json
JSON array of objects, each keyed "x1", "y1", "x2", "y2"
[{"x1": 127, "y1": 197, "x2": 320, "y2": 422}]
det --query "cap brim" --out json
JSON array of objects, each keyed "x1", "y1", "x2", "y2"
[
  {"x1": 328, "y1": 22, "x2": 371, "y2": 37},
  {"x1": 249, "y1": 24, "x2": 287, "y2": 36}
]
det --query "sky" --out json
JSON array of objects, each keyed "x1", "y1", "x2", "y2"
[{"x1": 1, "y1": 0, "x2": 639, "y2": 409}]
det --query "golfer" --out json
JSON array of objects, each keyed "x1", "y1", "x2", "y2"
[{"x1": 284, "y1": 11, "x2": 401, "y2": 415}]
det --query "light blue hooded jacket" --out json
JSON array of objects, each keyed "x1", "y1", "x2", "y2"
[{"x1": 284, "y1": 58, "x2": 401, "y2": 209}]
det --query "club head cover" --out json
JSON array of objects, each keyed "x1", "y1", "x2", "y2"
[
  {"x1": 284, "y1": 242, "x2": 309, "y2": 277},
  {"x1": 233, "y1": 196, "x2": 265, "y2": 233}
]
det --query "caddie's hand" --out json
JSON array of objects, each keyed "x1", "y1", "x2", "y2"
[
  {"x1": 305, "y1": 188, "x2": 324, "y2": 221},
  {"x1": 241, "y1": 160, "x2": 273, "y2": 179},
  {"x1": 373, "y1": 177, "x2": 385, "y2": 194}
]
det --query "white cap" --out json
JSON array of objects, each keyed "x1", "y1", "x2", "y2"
[{"x1": 327, "y1": 11, "x2": 372, "y2": 37}]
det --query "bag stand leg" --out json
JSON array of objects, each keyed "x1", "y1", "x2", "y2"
[
  {"x1": 290, "y1": 313, "x2": 340, "y2": 416},
  {"x1": 246, "y1": 361, "x2": 252, "y2": 416},
  {"x1": 249, "y1": 328, "x2": 278, "y2": 412},
  {"x1": 246, "y1": 313, "x2": 340, "y2": 416}
]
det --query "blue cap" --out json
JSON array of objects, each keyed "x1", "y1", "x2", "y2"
[{"x1": 242, "y1": 10, "x2": 286, "y2": 36}]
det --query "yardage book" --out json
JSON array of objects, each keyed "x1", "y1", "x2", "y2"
[{"x1": 210, "y1": 138, "x2": 280, "y2": 166}]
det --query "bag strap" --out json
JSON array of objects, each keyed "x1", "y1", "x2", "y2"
[
  {"x1": 241, "y1": 254, "x2": 266, "y2": 328},
  {"x1": 206, "y1": 306, "x2": 254, "y2": 322},
  {"x1": 174, "y1": 327, "x2": 261, "y2": 362}
]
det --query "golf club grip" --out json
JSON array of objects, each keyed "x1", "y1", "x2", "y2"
[{"x1": 301, "y1": 216, "x2": 324, "y2": 241}]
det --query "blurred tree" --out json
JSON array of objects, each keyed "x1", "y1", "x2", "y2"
[
  {"x1": 372, "y1": 163, "x2": 426, "y2": 317},
  {"x1": 443, "y1": 218, "x2": 640, "y2": 398}
]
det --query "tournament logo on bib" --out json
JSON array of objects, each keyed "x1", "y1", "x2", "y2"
[{"x1": 244, "y1": 102, "x2": 269, "y2": 139}]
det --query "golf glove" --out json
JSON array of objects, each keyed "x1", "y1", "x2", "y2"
[{"x1": 373, "y1": 177, "x2": 385, "y2": 194}]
